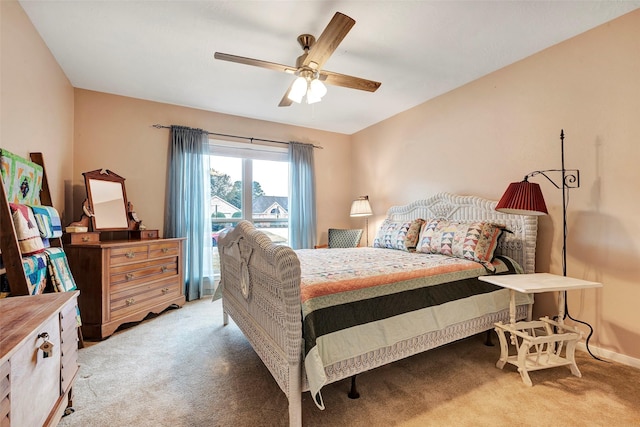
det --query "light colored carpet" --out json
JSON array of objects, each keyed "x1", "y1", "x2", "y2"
[{"x1": 58, "y1": 298, "x2": 640, "y2": 427}]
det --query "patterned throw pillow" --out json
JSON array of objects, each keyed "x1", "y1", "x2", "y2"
[
  {"x1": 374, "y1": 218, "x2": 426, "y2": 251},
  {"x1": 405, "y1": 218, "x2": 426, "y2": 251},
  {"x1": 417, "y1": 219, "x2": 504, "y2": 271}
]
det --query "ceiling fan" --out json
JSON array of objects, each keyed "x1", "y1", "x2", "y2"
[{"x1": 214, "y1": 11, "x2": 381, "y2": 106}]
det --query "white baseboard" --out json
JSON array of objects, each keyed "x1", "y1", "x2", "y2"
[{"x1": 577, "y1": 342, "x2": 640, "y2": 369}]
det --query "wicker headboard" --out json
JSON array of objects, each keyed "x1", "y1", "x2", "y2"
[{"x1": 386, "y1": 193, "x2": 538, "y2": 274}]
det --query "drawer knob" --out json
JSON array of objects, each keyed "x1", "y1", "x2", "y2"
[
  {"x1": 126, "y1": 251, "x2": 135, "y2": 258},
  {"x1": 82, "y1": 236, "x2": 90, "y2": 242},
  {"x1": 161, "y1": 287, "x2": 170, "y2": 294},
  {"x1": 126, "y1": 273, "x2": 134, "y2": 280},
  {"x1": 161, "y1": 248, "x2": 169, "y2": 253},
  {"x1": 161, "y1": 266, "x2": 168, "y2": 273},
  {"x1": 125, "y1": 298, "x2": 135, "y2": 306}
]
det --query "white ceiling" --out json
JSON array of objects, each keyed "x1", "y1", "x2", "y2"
[{"x1": 19, "y1": 1, "x2": 640, "y2": 135}]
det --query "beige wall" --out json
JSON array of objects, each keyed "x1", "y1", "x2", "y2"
[
  {"x1": 352, "y1": 10, "x2": 640, "y2": 361},
  {"x1": 72, "y1": 89, "x2": 352, "y2": 240},
  {"x1": 0, "y1": 0, "x2": 74, "y2": 221}
]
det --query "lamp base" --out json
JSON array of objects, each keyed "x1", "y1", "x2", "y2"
[{"x1": 365, "y1": 217, "x2": 369, "y2": 247}]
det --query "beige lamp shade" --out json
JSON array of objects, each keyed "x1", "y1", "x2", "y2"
[{"x1": 350, "y1": 196, "x2": 372, "y2": 217}]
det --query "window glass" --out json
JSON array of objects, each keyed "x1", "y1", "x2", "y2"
[
  {"x1": 208, "y1": 140, "x2": 289, "y2": 250},
  {"x1": 210, "y1": 156, "x2": 241, "y2": 243},
  {"x1": 252, "y1": 159, "x2": 289, "y2": 245}
]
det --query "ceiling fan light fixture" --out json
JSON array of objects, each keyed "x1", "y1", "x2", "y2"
[
  {"x1": 306, "y1": 89, "x2": 322, "y2": 104},
  {"x1": 288, "y1": 76, "x2": 307, "y2": 103},
  {"x1": 309, "y1": 78, "x2": 327, "y2": 99},
  {"x1": 288, "y1": 73, "x2": 327, "y2": 104}
]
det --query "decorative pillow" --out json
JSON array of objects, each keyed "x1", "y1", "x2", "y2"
[
  {"x1": 0, "y1": 149, "x2": 43, "y2": 205},
  {"x1": 373, "y1": 218, "x2": 426, "y2": 251},
  {"x1": 417, "y1": 219, "x2": 505, "y2": 271},
  {"x1": 10, "y1": 203, "x2": 45, "y2": 255},
  {"x1": 405, "y1": 218, "x2": 426, "y2": 251}
]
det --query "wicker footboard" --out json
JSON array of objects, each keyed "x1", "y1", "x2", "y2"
[{"x1": 218, "y1": 221, "x2": 304, "y2": 426}]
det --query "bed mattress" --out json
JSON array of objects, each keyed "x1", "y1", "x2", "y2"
[{"x1": 296, "y1": 247, "x2": 532, "y2": 407}]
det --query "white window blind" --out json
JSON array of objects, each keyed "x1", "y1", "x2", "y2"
[{"x1": 207, "y1": 139, "x2": 287, "y2": 162}]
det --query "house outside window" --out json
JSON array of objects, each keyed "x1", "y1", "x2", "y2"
[{"x1": 207, "y1": 140, "x2": 289, "y2": 254}]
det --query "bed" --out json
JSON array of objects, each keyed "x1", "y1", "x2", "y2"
[{"x1": 218, "y1": 192, "x2": 538, "y2": 426}]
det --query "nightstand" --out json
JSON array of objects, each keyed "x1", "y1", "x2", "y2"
[{"x1": 478, "y1": 273, "x2": 602, "y2": 386}]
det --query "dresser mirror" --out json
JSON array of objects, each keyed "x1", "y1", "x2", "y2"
[{"x1": 83, "y1": 169, "x2": 130, "y2": 231}]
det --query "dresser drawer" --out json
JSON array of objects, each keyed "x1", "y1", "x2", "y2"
[
  {"x1": 149, "y1": 241, "x2": 180, "y2": 258},
  {"x1": 109, "y1": 277, "x2": 181, "y2": 319},
  {"x1": 60, "y1": 299, "x2": 79, "y2": 356},
  {"x1": 63, "y1": 231, "x2": 101, "y2": 244},
  {"x1": 60, "y1": 329, "x2": 78, "y2": 359},
  {"x1": 110, "y1": 244, "x2": 150, "y2": 265},
  {"x1": 60, "y1": 341, "x2": 78, "y2": 394},
  {"x1": 109, "y1": 257, "x2": 178, "y2": 291},
  {"x1": 60, "y1": 303, "x2": 79, "y2": 395},
  {"x1": 129, "y1": 229, "x2": 159, "y2": 240},
  {"x1": 60, "y1": 302, "x2": 79, "y2": 333},
  {"x1": 60, "y1": 361, "x2": 77, "y2": 394}
]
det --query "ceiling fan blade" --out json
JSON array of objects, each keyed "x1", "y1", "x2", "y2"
[
  {"x1": 303, "y1": 12, "x2": 355, "y2": 71},
  {"x1": 279, "y1": 84, "x2": 294, "y2": 107},
  {"x1": 214, "y1": 52, "x2": 297, "y2": 74},
  {"x1": 320, "y1": 70, "x2": 381, "y2": 92}
]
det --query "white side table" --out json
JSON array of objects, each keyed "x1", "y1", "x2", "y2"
[{"x1": 478, "y1": 273, "x2": 602, "y2": 386}]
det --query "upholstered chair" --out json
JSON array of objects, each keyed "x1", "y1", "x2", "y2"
[{"x1": 327, "y1": 228, "x2": 363, "y2": 248}]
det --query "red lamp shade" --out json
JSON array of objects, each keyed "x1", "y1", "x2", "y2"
[{"x1": 495, "y1": 181, "x2": 548, "y2": 215}]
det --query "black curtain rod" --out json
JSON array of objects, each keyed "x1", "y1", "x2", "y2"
[{"x1": 152, "y1": 124, "x2": 323, "y2": 149}]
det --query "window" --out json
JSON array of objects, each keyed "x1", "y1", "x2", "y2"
[{"x1": 207, "y1": 140, "x2": 289, "y2": 247}]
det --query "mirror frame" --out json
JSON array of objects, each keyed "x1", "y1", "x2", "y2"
[{"x1": 83, "y1": 169, "x2": 131, "y2": 232}]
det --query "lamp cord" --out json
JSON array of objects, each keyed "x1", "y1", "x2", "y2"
[
  {"x1": 561, "y1": 189, "x2": 607, "y2": 363},
  {"x1": 562, "y1": 292, "x2": 605, "y2": 362}
]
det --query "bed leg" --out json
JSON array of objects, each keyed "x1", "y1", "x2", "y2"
[
  {"x1": 288, "y1": 394, "x2": 302, "y2": 427},
  {"x1": 484, "y1": 330, "x2": 494, "y2": 346},
  {"x1": 223, "y1": 311, "x2": 229, "y2": 326},
  {"x1": 348, "y1": 375, "x2": 360, "y2": 399},
  {"x1": 288, "y1": 362, "x2": 302, "y2": 427}
]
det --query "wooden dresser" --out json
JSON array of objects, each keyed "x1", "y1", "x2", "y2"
[
  {"x1": 64, "y1": 238, "x2": 186, "y2": 340},
  {"x1": 0, "y1": 291, "x2": 80, "y2": 427}
]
